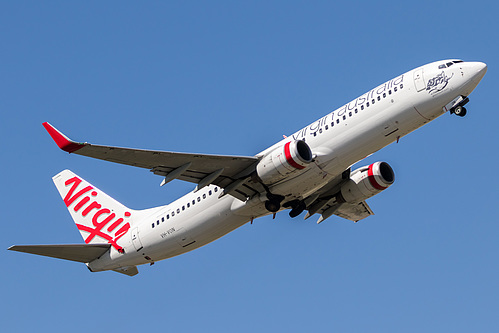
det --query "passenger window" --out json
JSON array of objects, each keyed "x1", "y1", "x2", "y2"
[
  {"x1": 187, "y1": 203, "x2": 190, "y2": 208},
  {"x1": 156, "y1": 221, "x2": 159, "y2": 226},
  {"x1": 214, "y1": 187, "x2": 218, "y2": 192},
  {"x1": 367, "y1": 102, "x2": 370, "y2": 107},
  {"x1": 355, "y1": 108, "x2": 358, "y2": 113},
  {"x1": 177, "y1": 208, "x2": 180, "y2": 214},
  {"x1": 209, "y1": 190, "x2": 212, "y2": 196},
  {"x1": 348, "y1": 112, "x2": 352, "y2": 117},
  {"x1": 161, "y1": 217, "x2": 165, "y2": 222},
  {"x1": 377, "y1": 96, "x2": 380, "y2": 101},
  {"x1": 203, "y1": 194, "x2": 206, "y2": 199},
  {"x1": 152, "y1": 223, "x2": 155, "y2": 228},
  {"x1": 197, "y1": 197, "x2": 201, "y2": 202},
  {"x1": 394, "y1": 87, "x2": 398, "y2": 92},
  {"x1": 172, "y1": 211, "x2": 175, "y2": 217},
  {"x1": 389, "y1": 90, "x2": 392, "y2": 95},
  {"x1": 336, "y1": 119, "x2": 340, "y2": 124},
  {"x1": 167, "y1": 214, "x2": 170, "y2": 219},
  {"x1": 342, "y1": 115, "x2": 346, "y2": 120},
  {"x1": 383, "y1": 93, "x2": 386, "y2": 98},
  {"x1": 192, "y1": 200, "x2": 195, "y2": 205},
  {"x1": 361, "y1": 105, "x2": 364, "y2": 110},
  {"x1": 372, "y1": 99, "x2": 375, "y2": 104},
  {"x1": 325, "y1": 125, "x2": 328, "y2": 130},
  {"x1": 400, "y1": 84, "x2": 403, "y2": 89},
  {"x1": 182, "y1": 206, "x2": 185, "y2": 211}
]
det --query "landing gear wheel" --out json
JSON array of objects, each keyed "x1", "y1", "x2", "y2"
[
  {"x1": 453, "y1": 106, "x2": 467, "y2": 117},
  {"x1": 289, "y1": 201, "x2": 306, "y2": 218},
  {"x1": 265, "y1": 200, "x2": 281, "y2": 213}
]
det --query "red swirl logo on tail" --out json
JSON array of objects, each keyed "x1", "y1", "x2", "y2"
[{"x1": 63, "y1": 177, "x2": 130, "y2": 252}]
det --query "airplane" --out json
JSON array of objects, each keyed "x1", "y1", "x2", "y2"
[{"x1": 9, "y1": 59, "x2": 487, "y2": 276}]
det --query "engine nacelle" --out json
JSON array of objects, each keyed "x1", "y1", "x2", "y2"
[
  {"x1": 256, "y1": 140, "x2": 313, "y2": 184},
  {"x1": 339, "y1": 162, "x2": 395, "y2": 203}
]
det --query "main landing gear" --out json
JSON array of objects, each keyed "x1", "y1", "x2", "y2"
[
  {"x1": 282, "y1": 200, "x2": 306, "y2": 218},
  {"x1": 264, "y1": 194, "x2": 306, "y2": 219},
  {"x1": 260, "y1": 183, "x2": 306, "y2": 217},
  {"x1": 264, "y1": 193, "x2": 285, "y2": 213}
]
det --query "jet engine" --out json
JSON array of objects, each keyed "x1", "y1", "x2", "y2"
[
  {"x1": 256, "y1": 140, "x2": 313, "y2": 185},
  {"x1": 338, "y1": 162, "x2": 395, "y2": 203}
]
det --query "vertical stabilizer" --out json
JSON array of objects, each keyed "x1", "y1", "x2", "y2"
[{"x1": 52, "y1": 170, "x2": 135, "y2": 253}]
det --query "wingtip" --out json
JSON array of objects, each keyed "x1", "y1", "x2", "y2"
[{"x1": 42, "y1": 122, "x2": 85, "y2": 153}]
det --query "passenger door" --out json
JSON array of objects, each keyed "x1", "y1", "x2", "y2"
[
  {"x1": 413, "y1": 69, "x2": 426, "y2": 92},
  {"x1": 131, "y1": 227, "x2": 143, "y2": 252}
]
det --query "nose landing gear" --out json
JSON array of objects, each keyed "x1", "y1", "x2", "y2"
[
  {"x1": 453, "y1": 105, "x2": 467, "y2": 117},
  {"x1": 448, "y1": 96, "x2": 469, "y2": 117}
]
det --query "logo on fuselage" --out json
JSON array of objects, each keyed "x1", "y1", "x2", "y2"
[{"x1": 426, "y1": 71, "x2": 453, "y2": 95}]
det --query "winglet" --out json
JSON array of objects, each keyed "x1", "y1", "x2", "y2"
[{"x1": 42, "y1": 122, "x2": 86, "y2": 153}]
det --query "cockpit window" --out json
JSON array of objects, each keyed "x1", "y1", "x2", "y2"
[{"x1": 438, "y1": 60, "x2": 464, "y2": 69}]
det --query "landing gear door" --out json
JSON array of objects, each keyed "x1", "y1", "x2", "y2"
[
  {"x1": 414, "y1": 69, "x2": 426, "y2": 92},
  {"x1": 131, "y1": 227, "x2": 143, "y2": 252}
]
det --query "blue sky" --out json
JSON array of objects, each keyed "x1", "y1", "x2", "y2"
[{"x1": 2, "y1": 1, "x2": 498, "y2": 332}]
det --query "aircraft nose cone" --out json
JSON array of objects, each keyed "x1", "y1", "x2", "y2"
[{"x1": 472, "y1": 61, "x2": 487, "y2": 83}]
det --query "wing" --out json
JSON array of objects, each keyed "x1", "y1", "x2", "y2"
[
  {"x1": 303, "y1": 169, "x2": 374, "y2": 223},
  {"x1": 43, "y1": 122, "x2": 263, "y2": 201}
]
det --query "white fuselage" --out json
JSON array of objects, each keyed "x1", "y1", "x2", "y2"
[{"x1": 88, "y1": 60, "x2": 487, "y2": 272}]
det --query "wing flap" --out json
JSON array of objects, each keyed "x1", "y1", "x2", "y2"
[
  {"x1": 333, "y1": 201, "x2": 374, "y2": 222},
  {"x1": 302, "y1": 169, "x2": 374, "y2": 223},
  {"x1": 315, "y1": 201, "x2": 374, "y2": 223},
  {"x1": 8, "y1": 244, "x2": 111, "y2": 263}
]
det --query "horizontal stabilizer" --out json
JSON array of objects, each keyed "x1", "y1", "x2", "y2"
[{"x1": 8, "y1": 244, "x2": 110, "y2": 263}]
